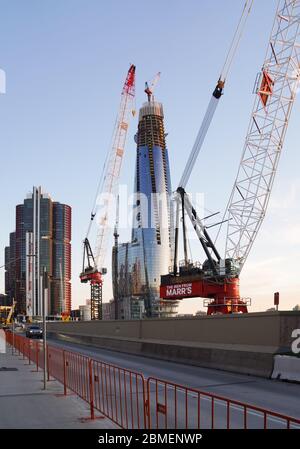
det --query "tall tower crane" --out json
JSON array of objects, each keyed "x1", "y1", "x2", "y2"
[
  {"x1": 80, "y1": 65, "x2": 136, "y2": 320},
  {"x1": 160, "y1": 0, "x2": 300, "y2": 314}
]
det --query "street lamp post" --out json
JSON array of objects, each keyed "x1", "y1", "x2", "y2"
[{"x1": 42, "y1": 267, "x2": 48, "y2": 390}]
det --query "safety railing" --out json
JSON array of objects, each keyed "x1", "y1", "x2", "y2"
[
  {"x1": 146, "y1": 377, "x2": 300, "y2": 429},
  {"x1": 90, "y1": 358, "x2": 146, "y2": 428},
  {"x1": 4, "y1": 330, "x2": 300, "y2": 430}
]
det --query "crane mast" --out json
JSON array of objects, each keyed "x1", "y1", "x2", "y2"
[
  {"x1": 80, "y1": 65, "x2": 136, "y2": 320},
  {"x1": 225, "y1": 0, "x2": 300, "y2": 273}
]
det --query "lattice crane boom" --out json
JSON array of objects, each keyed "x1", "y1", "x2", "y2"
[
  {"x1": 160, "y1": 0, "x2": 300, "y2": 315},
  {"x1": 224, "y1": 0, "x2": 300, "y2": 273},
  {"x1": 94, "y1": 65, "x2": 136, "y2": 272},
  {"x1": 80, "y1": 65, "x2": 136, "y2": 320}
]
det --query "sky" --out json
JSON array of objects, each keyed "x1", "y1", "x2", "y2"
[{"x1": 0, "y1": 0, "x2": 299, "y2": 314}]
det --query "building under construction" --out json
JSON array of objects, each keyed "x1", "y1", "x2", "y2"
[{"x1": 112, "y1": 96, "x2": 178, "y2": 319}]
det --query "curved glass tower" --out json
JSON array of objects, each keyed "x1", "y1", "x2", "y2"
[{"x1": 113, "y1": 99, "x2": 177, "y2": 318}]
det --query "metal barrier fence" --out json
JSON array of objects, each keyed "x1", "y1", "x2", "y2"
[
  {"x1": 146, "y1": 377, "x2": 300, "y2": 429},
  {"x1": 90, "y1": 358, "x2": 146, "y2": 428},
  {"x1": 5, "y1": 331, "x2": 300, "y2": 429},
  {"x1": 5, "y1": 331, "x2": 145, "y2": 429}
]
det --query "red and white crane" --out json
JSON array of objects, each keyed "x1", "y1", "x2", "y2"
[
  {"x1": 80, "y1": 65, "x2": 136, "y2": 320},
  {"x1": 161, "y1": 0, "x2": 300, "y2": 314}
]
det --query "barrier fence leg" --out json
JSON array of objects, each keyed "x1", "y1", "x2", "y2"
[
  {"x1": 79, "y1": 359, "x2": 104, "y2": 423},
  {"x1": 47, "y1": 346, "x2": 50, "y2": 381},
  {"x1": 143, "y1": 380, "x2": 148, "y2": 429},
  {"x1": 36, "y1": 341, "x2": 39, "y2": 372},
  {"x1": 28, "y1": 341, "x2": 31, "y2": 365},
  {"x1": 63, "y1": 350, "x2": 67, "y2": 396},
  {"x1": 146, "y1": 379, "x2": 151, "y2": 429},
  {"x1": 89, "y1": 360, "x2": 95, "y2": 420},
  {"x1": 11, "y1": 333, "x2": 14, "y2": 355}
]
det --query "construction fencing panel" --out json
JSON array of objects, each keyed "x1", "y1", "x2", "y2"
[
  {"x1": 4, "y1": 331, "x2": 300, "y2": 430},
  {"x1": 63, "y1": 350, "x2": 91, "y2": 403},
  {"x1": 90, "y1": 359, "x2": 147, "y2": 429},
  {"x1": 146, "y1": 377, "x2": 300, "y2": 429},
  {"x1": 47, "y1": 344, "x2": 65, "y2": 384}
]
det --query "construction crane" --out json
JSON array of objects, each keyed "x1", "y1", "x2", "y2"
[
  {"x1": 80, "y1": 65, "x2": 136, "y2": 320},
  {"x1": 160, "y1": 0, "x2": 300, "y2": 314},
  {"x1": 172, "y1": 0, "x2": 253, "y2": 275},
  {"x1": 144, "y1": 72, "x2": 161, "y2": 102},
  {"x1": 179, "y1": 0, "x2": 253, "y2": 190},
  {"x1": 0, "y1": 301, "x2": 16, "y2": 325}
]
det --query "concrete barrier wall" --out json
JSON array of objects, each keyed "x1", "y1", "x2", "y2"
[
  {"x1": 47, "y1": 312, "x2": 300, "y2": 378},
  {"x1": 47, "y1": 312, "x2": 300, "y2": 348}
]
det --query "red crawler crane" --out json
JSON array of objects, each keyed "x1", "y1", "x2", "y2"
[{"x1": 160, "y1": 0, "x2": 300, "y2": 314}]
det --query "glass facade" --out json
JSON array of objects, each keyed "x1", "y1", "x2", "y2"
[
  {"x1": 5, "y1": 188, "x2": 71, "y2": 316},
  {"x1": 52, "y1": 202, "x2": 72, "y2": 315},
  {"x1": 112, "y1": 101, "x2": 178, "y2": 318},
  {"x1": 4, "y1": 232, "x2": 15, "y2": 306}
]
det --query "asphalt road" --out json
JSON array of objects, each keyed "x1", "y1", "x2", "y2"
[{"x1": 46, "y1": 336, "x2": 300, "y2": 426}]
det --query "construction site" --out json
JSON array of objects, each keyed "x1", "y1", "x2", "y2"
[
  {"x1": 1, "y1": 0, "x2": 300, "y2": 433},
  {"x1": 77, "y1": 0, "x2": 300, "y2": 322}
]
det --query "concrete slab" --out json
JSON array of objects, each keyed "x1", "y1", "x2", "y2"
[{"x1": 0, "y1": 340, "x2": 117, "y2": 429}]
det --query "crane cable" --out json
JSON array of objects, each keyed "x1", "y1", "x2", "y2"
[{"x1": 220, "y1": 0, "x2": 254, "y2": 82}]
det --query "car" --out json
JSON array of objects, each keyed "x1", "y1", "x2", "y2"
[{"x1": 26, "y1": 325, "x2": 43, "y2": 339}]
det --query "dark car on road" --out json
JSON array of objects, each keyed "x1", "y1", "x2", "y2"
[{"x1": 26, "y1": 325, "x2": 43, "y2": 339}]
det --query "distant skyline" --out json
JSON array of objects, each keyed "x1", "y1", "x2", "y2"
[{"x1": 1, "y1": 0, "x2": 299, "y2": 313}]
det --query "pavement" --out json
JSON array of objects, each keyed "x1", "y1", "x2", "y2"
[
  {"x1": 0, "y1": 331, "x2": 117, "y2": 429},
  {"x1": 47, "y1": 336, "x2": 300, "y2": 420}
]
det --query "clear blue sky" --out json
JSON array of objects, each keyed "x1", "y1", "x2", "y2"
[{"x1": 1, "y1": 0, "x2": 299, "y2": 313}]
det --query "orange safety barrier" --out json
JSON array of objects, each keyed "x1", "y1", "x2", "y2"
[
  {"x1": 90, "y1": 358, "x2": 146, "y2": 428},
  {"x1": 146, "y1": 377, "x2": 300, "y2": 429},
  {"x1": 5, "y1": 330, "x2": 300, "y2": 430}
]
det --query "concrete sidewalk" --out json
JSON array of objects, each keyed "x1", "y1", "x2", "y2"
[{"x1": 0, "y1": 336, "x2": 117, "y2": 429}]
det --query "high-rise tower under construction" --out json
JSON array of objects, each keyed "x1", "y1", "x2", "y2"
[{"x1": 112, "y1": 95, "x2": 177, "y2": 318}]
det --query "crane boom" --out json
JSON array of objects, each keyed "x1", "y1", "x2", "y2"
[
  {"x1": 179, "y1": 81, "x2": 224, "y2": 189},
  {"x1": 225, "y1": 0, "x2": 300, "y2": 272},
  {"x1": 179, "y1": 0, "x2": 253, "y2": 190},
  {"x1": 94, "y1": 65, "x2": 136, "y2": 272},
  {"x1": 80, "y1": 65, "x2": 136, "y2": 320},
  {"x1": 161, "y1": 0, "x2": 300, "y2": 315}
]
